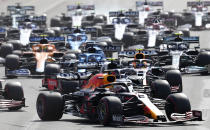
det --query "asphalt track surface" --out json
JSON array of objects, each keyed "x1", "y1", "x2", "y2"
[{"x1": 0, "y1": 0, "x2": 210, "y2": 130}]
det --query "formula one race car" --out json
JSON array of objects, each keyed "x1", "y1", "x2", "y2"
[
  {"x1": 4, "y1": 37, "x2": 65, "y2": 78},
  {"x1": 122, "y1": 16, "x2": 181, "y2": 48},
  {"x1": 136, "y1": 0, "x2": 164, "y2": 25},
  {"x1": 50, "y1": 4, "x2": 106, "y2": 28},
  {"x1": 102, "y1": 10, "x2": 139, "y2": 41},
  {"x1": 36, "y1": 76, "x2": 202, "y2": 125},
  {"x1": 156, "y1": 34, "x2": 210, "y2": 74},
  {"x1": 0, "y1": 3, "x2": 46, "y2": 29},
  {"x1": 176, "y1": 0, "x2": 210, "y2": 30},
  {"x1": 0, "y1": 80, "x2": 25, "y2": 110}
]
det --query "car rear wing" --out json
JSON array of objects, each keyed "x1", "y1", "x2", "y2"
[
  {"x1": 7, "y1": 5, "x2": 35, "y2": 11},
  {"x1": 85, "y1": 27, "x2": 98, "y2": 33},
  {"x1": 62, "y1": 27, "x2": 81, "y2": 34},
  {"x1": 29, "y1": 37, "x2": 65, "y2": 42},
  {"x1": 16, "y1": 16, "x2": 46, "y2": 22},
  {"x1": 136, "y1": 1, "x2": 163, "y2": 7},
  {"x1": 187, "y1": 1, "x2": 210, "y2": 6},
  {"x1": 67, "y1": 5, "x2": 95, "y2": 11},
  {"x1": 163, "y1": 36, "x2": 199, "y2": 43},
  {"x1": 62, "y1": 27, "x2": 97, "y2": 34},
  {"x1": 102, "y1": 45, "x2": 122, "y2": 52},
  {"x1": 63, "y1": 27, "x2": 101, "y2": 37},
  {"x1": 119, "y1": 49, "x2": 157, "y2": 58},
  {"x1": 77, "y1": 62, "x2": 102, "y2": 69},
  {"x1": 109, "y1": 11, "x2": 139, "y2": 17}
]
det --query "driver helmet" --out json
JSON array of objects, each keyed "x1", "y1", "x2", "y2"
[{"x1": 40, "y1": 39, "x2": 48, "y2": 44}]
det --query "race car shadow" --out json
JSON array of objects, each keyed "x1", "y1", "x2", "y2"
[
  {"x1": 94, "y1": 122, "x2": 201, "y2": 128},
  {"x1": 0, "y1": 109, "x2": 27, "y2": 112},
  {"x1": 189, "y1": 73, "x2": 210, "y2": 77},
  {"x1": 56, "y1": 118, "x2": 202, "y2": 128},
  {"x1": 61, "y1": 118, "x2": 99, "y2": 125}
]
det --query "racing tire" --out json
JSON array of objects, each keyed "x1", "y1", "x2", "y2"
[
  {"x1": 200, "y1": 71, "x2": 209, "y2": 76},
  {"x1": 36, "y1": 92, "x2": 64, "y2": 121},
  {"x1": 151, "y1": 80, "x2": 171, "y2": 99},
  {"x1": 93, "y1": 17, "x2": 104, "y2": 25},
  {"x1": 0, "y1": 81, "x2": 2, "y2": 89},
  {"x1": 165, "y1": 93, "x2": 191, "y2": 121},
  {"x1": 0, "y1": 44, "x2": 13, "y2": 58},
  {"x1": 182, "y1": 30, "x2": 190, "y2": 37},
  {"x1": 4, "y1": 82, "x2": 24, "y2": 110},
  {"x1": 50, "y1": 19, "x2": 60, "y2": 27},
  {"x1": 5, "y1": 54, "x2": 20, "y2": 70},
  {"x1": 176, "y1": 16, "x2": 184, "y2": 26},
  {"x1": 196, "y1": 51, "x2": 210, "y2": 66},
  {"x1": 12, "y1": 50, "x2": 22, "y2": 56},
  {"x1": 97, "y1": 96, "x2": 123, "y2": 126},
  {"x1": 12, "y1": 42, "x2": 22, "y2": 50},
  {"x1": 45, "y1": 64, "x2": 60, "y2": 76},
  {"x1": 165, "y1": 70, "x2": 183, "y2": 93},
  {"x1": 122, "y1": 33, "x2": 135, "y2": 47},
  {"x1": 60, "y1": 80, "x2": 79, "y2": 94}
]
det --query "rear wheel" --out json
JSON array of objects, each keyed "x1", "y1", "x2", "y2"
[
  {"x1": 45, "y1": 64, "x2": 60, "y2": 76},
  {"x1": 122, "y1": 33, "x2": 135, "y2": 47},
  {"x1": 165, "y1": 93, "x2": 191, "y2": 121},
  {"x1": 50, "y1": 19, "x2": 61, "y2": 27},
  {"x1": 0, "y1": 44, "x2": 13, "y2": 58},
  {"x1": 36, "y1": 92, "x2": 64, "y2": 120}
]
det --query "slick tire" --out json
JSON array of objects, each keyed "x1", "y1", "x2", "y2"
[
  {"x1": 12, "y1": 50, "x2": 22, "y2": 56},
  {"x1": 45, "y1": 64, "x2": 60, "y2": 76},
  {"x1": 4, "y1": 82, "x2": 24, "y2": 110},
  {"x1": 93, "y1": 17, "x2": 104, "y2": 25},
  {"x1": 196, "y1": 51, "x2": 210, "y2": 66},
  {"x1": 50, "y1": 19, "x2": 60, "y2": 27},
  {"x1": 0, "y1": 44, "x2": 13, "y2": 58},
  {"x1": 165, "y1": 93, "x2": 191, "y2": 121},
  {"x1": 0, "y1": 81, "x2": 2, "y2": 89},
  {"x1": 166, "y1": 70, "x2": 183, "y2": 93},
  {"x1": 12, "y1": 42, "x2": 22, "y2": 50},
  {"x1": 36, "y1": 92, "x2": 64, "y2": 121},
  {"x1": 97, "y1": 96, "x2": 122, "y2": 126},
  {"x1": 151, "y1": 80, "x2": 171, "y2": 99},
  {"x1": 122, "y1": 33, "x2": 135, "y2": 47},
  {"x1": 5, "y1": 54, "x2": 19, "y2": 70}
]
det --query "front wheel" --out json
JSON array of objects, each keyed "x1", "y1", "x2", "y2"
[
  {"x1": 4, "y1": 82, "x2": 24, "y2": 110},
  {"x1": 97, "y1": 96, "x2": 122, "y2": 126},
  {"x1": 165, "y1": 93, "x2": 191, "y2": 121}
]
